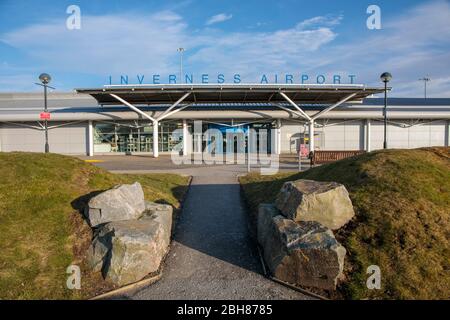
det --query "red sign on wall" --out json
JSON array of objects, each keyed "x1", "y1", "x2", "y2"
[
  {"x1": 40, "y1": 112, "x2": 51, "y2": 120},
  {"x1": 299, "y1": 144, "x2": 309, "y2": 157}
]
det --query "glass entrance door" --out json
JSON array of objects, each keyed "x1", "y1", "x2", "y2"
[{"x1": 204, "y1": 122, "x2": 274, "y2": 154}]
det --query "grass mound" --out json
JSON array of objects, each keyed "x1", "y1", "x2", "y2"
[
  {"x1": 0, "y1": 152, "x2": 190, "y2": 299},
  {"x1": 240, "y1": 147, "x2": 450, "y2": 299}
]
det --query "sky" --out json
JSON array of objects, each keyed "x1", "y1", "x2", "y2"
[{"x1": 0, "y1": 0, "x2": 450, "y2": 97}]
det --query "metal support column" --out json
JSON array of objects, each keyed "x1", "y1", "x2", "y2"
[
  {"x1": 446, "y1": 120, "x2": 450, "y2": 147},
  {"x1": 153, "y1": 121, "x2": 159, "y2": 158},
  {"x1": 366, "y1": 119, "x2": 371, "y2": 152},
  {"x1": 309, "y1": 121, "x2": 315, "y2": 153},
  {"x1": 183, "y1": 119, "x2": 188, "y2": 156},
  {"x1": 88, "y1": 120, "x2": 94, "y2": 156},
  {"x1": 276, "y1": 119, "x2": 282, "y2": 155}
]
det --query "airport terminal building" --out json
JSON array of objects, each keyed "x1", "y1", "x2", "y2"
[{"x1": 0, "y1": 84, "x2": 449, "y2": 157}]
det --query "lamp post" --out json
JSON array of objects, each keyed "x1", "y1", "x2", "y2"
[
  {"x1": 177, "y1": 47, "x2": 185, "y2": 83},
  {"x1": 36, "y1": 73, "x2": 53, "y2": 153},
  {"x1": 419, "y1": 77, "x2": 430, "y2": 99},
  {"x1": 380, "y1": 72, "x2": 392, "y2": 149}
]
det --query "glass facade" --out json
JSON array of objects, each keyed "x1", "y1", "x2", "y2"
[
  {"x1": 159, "y1": 122, "x2": 184, "y2": 152},
  {"x1": 204, "y1": 122, "x2": 275, "y2": 154},
  {"x1": 93, "y1": 121, "x2": 184, "y2": 153},
  {"x1": 93, "y1": 120, "x2": 275, "y2": 154}
]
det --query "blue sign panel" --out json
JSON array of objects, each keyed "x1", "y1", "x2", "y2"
[{"x1": 208, "y1": 124, "x2": 248, "y2": 134}]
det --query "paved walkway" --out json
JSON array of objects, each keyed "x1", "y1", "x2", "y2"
[
  {"x1": 81, "y1": 156, "x2": 310, "y2": 300},
  {"x1": 79, "y1": 154, "x2": 310, "y2": 173},
  {"x1": 130, "y1": 166, "x2": 309, "y2": 300}
]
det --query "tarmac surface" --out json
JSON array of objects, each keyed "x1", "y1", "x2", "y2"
[{"x1": 80, "y1": 155, "x2": 311, "y2": 300}]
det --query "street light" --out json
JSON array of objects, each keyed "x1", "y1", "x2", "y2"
[
  {"x1": 419, "y1": 77, "x2": 430, "y2": 99},
  {"x1": 177, "y1": 47, "x2": 185, "y2": 83},
  {"x1": 35, "y1": 73, "x2": 54, "y2": 153},
  {"x1": 39, "y1": 73, "x2": 51, "y2": 85},
  {"x1": 380, "y1": 72, "x2": 392, "y2": 149}
]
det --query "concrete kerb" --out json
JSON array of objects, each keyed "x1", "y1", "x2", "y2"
[{"x1": 90, "y1": 273, "x2": 163, "y2": 300}]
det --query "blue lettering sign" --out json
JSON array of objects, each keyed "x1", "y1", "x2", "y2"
[
  {"x1": 285, "y1": 74, "x2": 293, "y2": 84},
  {"x1": 168, "y1": 74, "x2": 177, "y2": 84},
  {"x1": 108, "y1": 73, "x2": 358, "y2": 85},
  {"x1": 333, "y1": 75, "x2": 341, "y2": 84},
  {"x1": 260, "y1": 74, "x2": 268, "y2": 84},
  {"x1": 120, "y1": 75, "x2": 128, "y2": 85},
  {"x1": 349, "y1": 75, "x2": 356, "y2": 84},
  {"x1": 301, "y1": 74, "x2": 309, "y2": 84},
  {"x1": 316, "y1": 75, "x2": 326, "y2": 84}
]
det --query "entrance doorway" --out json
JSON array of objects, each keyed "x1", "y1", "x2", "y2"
[{"x1": 203, "y1": 122, "x2": 274, "y2": 154}]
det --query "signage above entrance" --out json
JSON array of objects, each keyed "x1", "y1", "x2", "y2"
[{"x1": 107, "y1": 73, "x2": 357, "y2": 86}]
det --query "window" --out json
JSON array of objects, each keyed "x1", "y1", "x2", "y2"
[
  {"x1": 94, "y1": 121, "x2": 153, "y2": 153},
  {"x1": 93, "y1": 121, "x2": 185, "y2": 153}
]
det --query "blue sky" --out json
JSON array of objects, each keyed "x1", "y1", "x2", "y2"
[{"x1": 1, "y1": 0, "x2": 450, "y2": 97}]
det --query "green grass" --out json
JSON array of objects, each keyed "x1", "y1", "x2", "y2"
[
  {"x1": 0, "y1": 152, "x2": 190, "y2": 299},
  {"x1": 239, "y1": 147, "x2": 450, "y2": 300}
]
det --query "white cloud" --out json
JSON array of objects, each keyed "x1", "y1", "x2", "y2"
[
  {"x1": 188, "y1": 26, "x2": 337, "y2": 75},
  {"x1": 296, "y1": 14, "x2": 343, "y2": 30},
  {"x1": 1, "y1": 11, "x2": 190, "y2": 75},
  {"x1": 315, "y1": 0, "x2": 450, "y2": 96},
  {"x1": 205, "y1": 13, "x2": 233, "y2": 26},
  {"x1": 0, "y1": 11, "x2": 337, "y2": 82},
  {"x1": 1, "y1": 0, "x2": 450, "y2": 97}
]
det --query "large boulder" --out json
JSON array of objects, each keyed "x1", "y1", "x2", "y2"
[
  {"x1": 144, "y1": 201, "x2": 173, "y2": 216},
  {"x1": 84, "y1": 182, "x2": 146, "y2": 227},
  {"x1": 258, "y1": 204, "x2": 346, "y2": 290},
  {"x1": 87, "y1": 204, "x2": 172, "y2": 286},
  {"x1": 257, "y1": 203, "x2": 279, "y2": 248},
  {"x1": 275, "y1": 179, "x2": 355, "y2": 230}
]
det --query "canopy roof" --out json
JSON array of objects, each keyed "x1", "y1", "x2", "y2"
[{"x1": 75, "y1": 84, "x2": 387, "y2": 105}]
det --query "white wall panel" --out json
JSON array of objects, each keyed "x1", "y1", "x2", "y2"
[
  {"x1": 0, "y1": 122, "x2": 88, "y2": 154},
  {"x1": 429, "y1": 122, "x2": 446, "y2": 146},
  {"x1": 317, "y1": 120, "x2": 364, "y2": 151},
  {"x1": 370, "y1": 120, "x2": 447, "y2": 150}
]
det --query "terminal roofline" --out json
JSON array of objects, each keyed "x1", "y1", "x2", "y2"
[{"x1": 75, "y1": 83, "x2": 387, "y2": 106}]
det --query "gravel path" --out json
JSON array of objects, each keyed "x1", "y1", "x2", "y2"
[{"x1": 127, "y1": 166, "x2": 310, "y2": 300}]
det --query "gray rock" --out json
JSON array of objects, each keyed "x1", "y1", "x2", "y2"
[
  {"x1": 84, "y1": 182, "x2": 146, "y2": 227},
  {"x1": 257, "y1": 204, "x2": 346, "y2": 290},
  {"x1": 87, "y1": 209, "x2": 172, "y2": 286},
  {"x1": 257, "y1": 203, "x2": 279, "y2": 248},
  {"x1": 275, "y1": 179, "x2": 355, "y2": 230},
  {"x1": 144, "y1": 201, "x2": 173, "y2": 216},
  {"x1": 87, "y1": 232, "x2": 111, "y2": 273}
]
